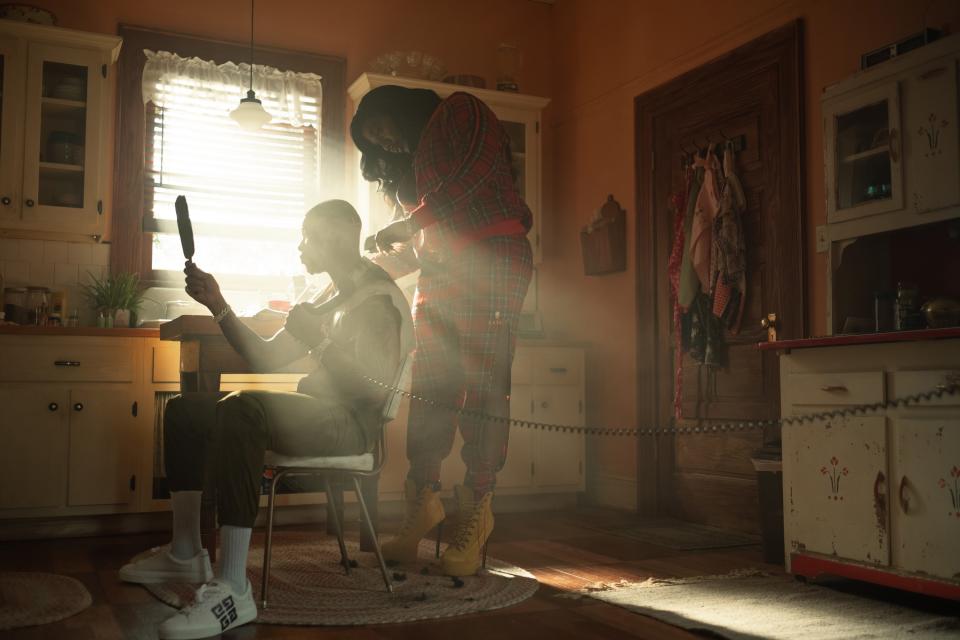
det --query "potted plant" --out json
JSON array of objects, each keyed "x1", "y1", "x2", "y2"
[{"x1": 81, "y1": 271, "x2": 143, "y2": 328}]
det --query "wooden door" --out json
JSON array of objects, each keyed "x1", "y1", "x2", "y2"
[
  {"x1": 0, "y1": 388, "x2": 69, "y2": 510},
  {"x1": 0, "y1": 35, "x2": 25, "y2": 225},
  {"x1": 67, "y1": 387, "x2": 138, "y2": 507},
  {"x1": 783, "y1": 416, "x2": 889, "y2": 567},
  {"x1": 635, "y1": 22, "x2": 804, "y2": 531},
  {"x1": 890, "y1": 416, "x2": 960, "y2": 580}
]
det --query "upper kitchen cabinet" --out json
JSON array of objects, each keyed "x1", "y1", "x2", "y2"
[
  {"x1": 823, "y1": 35, "x2": 960, "y2": 240},
  {"x1": 0, "y1": 21, "x2": 121, "y2": 237},
  {"x1": 348, "y1": 73, "x2": 550, "y2": 263}
]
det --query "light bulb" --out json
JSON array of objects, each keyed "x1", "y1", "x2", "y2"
[{"x1": 230, "y1": 90, "x2": 272, "y2": 131}]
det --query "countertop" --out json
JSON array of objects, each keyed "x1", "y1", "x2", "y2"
[
  {"x1": 0, "y1": 325, "x2": 161, "y2": 338},
  {"x1": 756, "y1": 326, "x2": 960, "y2": 351}
]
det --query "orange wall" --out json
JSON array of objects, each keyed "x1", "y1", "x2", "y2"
[{"x1": 546, "y1": 0, "x2": 960, "y2": 509}]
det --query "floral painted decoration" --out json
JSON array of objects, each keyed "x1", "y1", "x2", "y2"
[{"x1": 821, "y1": 456, "x2": 848, "y2": 501}]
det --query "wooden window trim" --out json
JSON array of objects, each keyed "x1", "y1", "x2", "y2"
[{"x1": 111, "y1": 25, "x2": 345, "y2": 286}]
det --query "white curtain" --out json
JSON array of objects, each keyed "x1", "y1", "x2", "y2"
[{"x1": 141, "y1": 49, "x2": 323, "y2": 128}]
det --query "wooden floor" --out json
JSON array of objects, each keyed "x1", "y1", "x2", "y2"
[{"x1": 0, "y1": 506, "x2": 934, "y2": 640}]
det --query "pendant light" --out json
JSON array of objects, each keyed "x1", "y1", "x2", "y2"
[{"x1": 230, "y1": 0, "x2": 271, "y2": 131}]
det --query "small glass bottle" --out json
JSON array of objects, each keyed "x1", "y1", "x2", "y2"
[{"x1": 895, "y1": 281, "x2": 920, "y2": 331}]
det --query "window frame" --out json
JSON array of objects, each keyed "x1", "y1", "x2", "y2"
[{"x1": 111, "y1": 25, "x2": 345, "y2": 287}]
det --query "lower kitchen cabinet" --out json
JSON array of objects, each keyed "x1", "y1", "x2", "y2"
[{"x1": 780, "y1": 337, "x2": 960, "y2": 599}]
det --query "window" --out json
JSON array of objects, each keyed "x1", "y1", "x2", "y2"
[
  {"x1": 111, "y1": 27, "x2": 345, "y2": 292},
  {"x1": 142, "y1": 51, "x2": 321, "y2": 285}
]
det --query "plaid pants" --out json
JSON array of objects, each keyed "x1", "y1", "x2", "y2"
[{"x1": 407, "y1": 234, "x2": 533, "y2": 495}]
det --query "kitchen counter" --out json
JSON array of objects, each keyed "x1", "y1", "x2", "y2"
[
  {"x1": 0, "y1": 325, "x2": 161, "y2": 338},
  {"x1": 756, "y1": 326, "x2": 960, "y2": 351}
]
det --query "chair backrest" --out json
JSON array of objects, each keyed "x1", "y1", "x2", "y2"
[{"x1": 380, "y1": 354, "x2": 411, "y2": 423}]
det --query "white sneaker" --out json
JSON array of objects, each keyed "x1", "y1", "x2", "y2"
[
  {"x1": 119, "y1": 546, "x2": 213, "y2": 584},
  {"x1": 159, "y1": 579, "x2": 257, "y2": 640}
]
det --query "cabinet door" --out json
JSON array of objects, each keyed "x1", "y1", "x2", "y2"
[
  {"x1": 901, "y1": 58, "x2": 960, "y2": 214},
  {"x1": 0, "y1": 388, "x2": 68, "y2": 509},
  {"x1": 890, "y1": 417, "x2": 960, "y2": 581},
  {"x1": 498, "y1": 385, "x2": 534, "y2": 489},
  {"x1": 0, "y1": 36, "x2": 25, "y2": 225},
  {"x1": 494, "y1": 107, "x2": 541, "y2": 265},
  {"x1": 783, "y1": 416, "x2": 889, "y2": 566},
  {"x1": 824, "y1": 82, "x2": 904, "y2": 223},
  {"x1": 532, "y1": 386, "x2": 584, "y2": 489},
  {"x1": 21, "y1": 43, "x2": 104, "y2": 233},
  {"x1": 67, "y1": 388, "x2": 138, "y2": 507}
]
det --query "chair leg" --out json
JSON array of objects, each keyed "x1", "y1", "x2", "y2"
[
  {"x1": 435, "y1": 520, "x2": 443, "y2": 559},
  {"x1": 261, "y1": 471, "x2": 281, "y2": 609},
  {"x1": 325, "y1": 480, "x2": 345, "y2": 537},
  {"x1": 358, "y1": 474, "x2": 379, "y2": 552},
  {"x1": 482, "y1": 541, "x2": 488, "y2": 569},
  {"x1": 352, "y1": 476, "x2": 392, "y2": 593},
  {"x1": 323, "y1": 477, "x2": 351, "y2": 575}
]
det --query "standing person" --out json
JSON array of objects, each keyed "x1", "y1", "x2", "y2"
[
  {"x1": 351, "y1": 85, "x2": 534, "y2": 576},
  {"x1": 118, "y1": 200, "x2": 412, "y2": 639}
]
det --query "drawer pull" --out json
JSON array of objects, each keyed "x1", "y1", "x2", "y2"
[
  {"x1": 73, "y1": 402, "x2": 84, "y2": 412},
  {"x1": 820, "y1": 385, "x2": 848, "y2": 393},
  {"x1": 48, "y1": 402, "x2": 58, "y2": 412},
  {"x1": 899, "y1": 475, "x2": 910, "y2": 514},
  {"x1": 54, "y1": 360, "x2": 81, "y2": 367},
  {"x1": 549, "y1": 367, "x2": 568, "y2": 374}
]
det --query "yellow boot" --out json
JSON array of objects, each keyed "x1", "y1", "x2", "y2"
[
  {"x1": 381, "y1": 479, "x2": 445, "y2": 564},
  {"x1": 441, "y1": 485, "x2": 494, "y2": 576}
]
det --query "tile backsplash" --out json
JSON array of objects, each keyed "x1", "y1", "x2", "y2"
[{"x1": 1, "y1": 238, "x2": 110, "y2": 324}]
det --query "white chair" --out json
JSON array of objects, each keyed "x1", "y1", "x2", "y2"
[{"x1": 259, "y1": 357, "x2": 410, "y2": 606}]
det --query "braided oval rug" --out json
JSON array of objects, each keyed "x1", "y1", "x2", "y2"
[
  {"x1": 0, "y1": 572, "x2": 92, "y2": 630},
  {"x1": 142, "y1": 533, "x2": 538, "y2": 625}
]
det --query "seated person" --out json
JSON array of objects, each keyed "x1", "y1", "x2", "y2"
[{"x1": 119, "y1": 199, "x2": 412, "y2": 640}]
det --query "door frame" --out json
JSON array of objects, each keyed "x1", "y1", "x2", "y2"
[{"x1": 634, "y1": 21, "x2": 806, "y2": 515}]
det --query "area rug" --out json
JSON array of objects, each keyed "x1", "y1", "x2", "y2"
[
  {"x1": 143, "y1": 533, "x2": 538, "y2": 625},
  {"x1": 0, "y1": 572, "x2": 92, "y2": 630},
  {"x1": 564, "y1": 569, "x2": 960, "y2": 639},
  {"x1": 586, "y1": 518, "x2": 760, "y2": 550}
]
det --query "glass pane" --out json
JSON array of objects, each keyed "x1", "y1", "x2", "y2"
[
  {"x1": 38, "y1": 61, "x2": 87, "y2": 208},
  {"x1": 502, "y1": 121, "x2": 526, "y2": 196},
  {"x1": 836, "y1": 100, "x2": 892, "y2": 209}
]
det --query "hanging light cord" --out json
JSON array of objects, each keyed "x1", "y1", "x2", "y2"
[{"x1": 248, "y1": 0, "x2": 255, "y2": 92}]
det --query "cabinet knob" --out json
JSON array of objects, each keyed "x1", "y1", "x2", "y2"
[
  {"x1": 24, "y1": 198, "x2": 35, "y2": 207},
  {"x1": 48, "y1": 402, "x2": 59, "y2": 412},
  {"x1": 1, "y1": 196, "x2": 10, "y2": 205},
  {"x1": 73, "y1": 402, "x2": 84, "y2": 412}
]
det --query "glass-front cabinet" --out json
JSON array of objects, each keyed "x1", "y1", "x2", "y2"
[
  {"x1": 824, "y1": 83, "x2": 904, "y2": 223},
  {"x1": 0, "y1": 21, "x2": 120, "y2": 236}
]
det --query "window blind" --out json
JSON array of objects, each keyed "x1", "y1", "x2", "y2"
[{"x1": 142, "y1": 53, "x2": 322, "y2": 283}]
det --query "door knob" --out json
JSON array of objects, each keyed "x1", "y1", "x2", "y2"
[
  {"x1": 73, "y1": 402, "x2": 84, "y2": 412},
  {"x1": 24, "y1": 198, "x2": 35, "y2": 207},
  {"x1": 761, "y1": 313, "x2": 778, "y2": 342},
  {"x1": 1, "y1": 196, "x2": 10, "y2": 205}
]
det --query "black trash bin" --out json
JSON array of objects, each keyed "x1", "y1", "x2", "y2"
[{"x1": 751, "y1": 447, "x2": 784, "y2": 565}]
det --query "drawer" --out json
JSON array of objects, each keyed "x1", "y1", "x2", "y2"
[
  {"x1": 888, "y1": 369, "x2": 960, "y2": 407},
  {"x1": 788, "y1": 371, "x2": 884, "y2": 406},
  {"x1": 0, "y1": 342, "x2": 135, "y2": 383},
  {"x1": 532, "y1": 348, "x2": 583, "y2": 386}
]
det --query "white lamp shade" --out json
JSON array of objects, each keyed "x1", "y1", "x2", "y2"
[{"x1": 230, "y1": 91, "x2": 272, "y2": 131}]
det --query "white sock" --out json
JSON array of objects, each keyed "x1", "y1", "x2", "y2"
[
  {"x1": 169, "y1": 491, "x2": 203, "y2": 560},
  {"x1": 218, "y1": 525, "x2": 252, "y2": 593}
]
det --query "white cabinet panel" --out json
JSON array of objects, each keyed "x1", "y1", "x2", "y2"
[
  {"x1": 890, "y1": 417, "x2": 960, "y2": 581},
  {"x1": 498, "y1": 385, "x2": 533, "y2": 489},
  {"x1": 0, "y1": 388, "x2": 68, "y2": 509},
  {"x1": 784, "y1": 415, "x2": 888, "y2": 566},
  {"x1": 532, "y1": 385, "x2": 584, "y2": 489},
  {"x1": 901, "y1": 58, "x2": 960, "y2": 214}
]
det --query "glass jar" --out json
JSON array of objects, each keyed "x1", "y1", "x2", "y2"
[
  {"x1": 4, "y1": 287, "x2": 28, "y2": 324},
  {"x1": 26, "y1": 286, "x2": 50, "y2": 326},
  {"x1": 895, "y1": 281, "x2": 921, "y2": 330}
]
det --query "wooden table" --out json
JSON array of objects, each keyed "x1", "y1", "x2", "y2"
[{"x1": 160, "y1": 315, "x2": 378, "y2": 560}]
